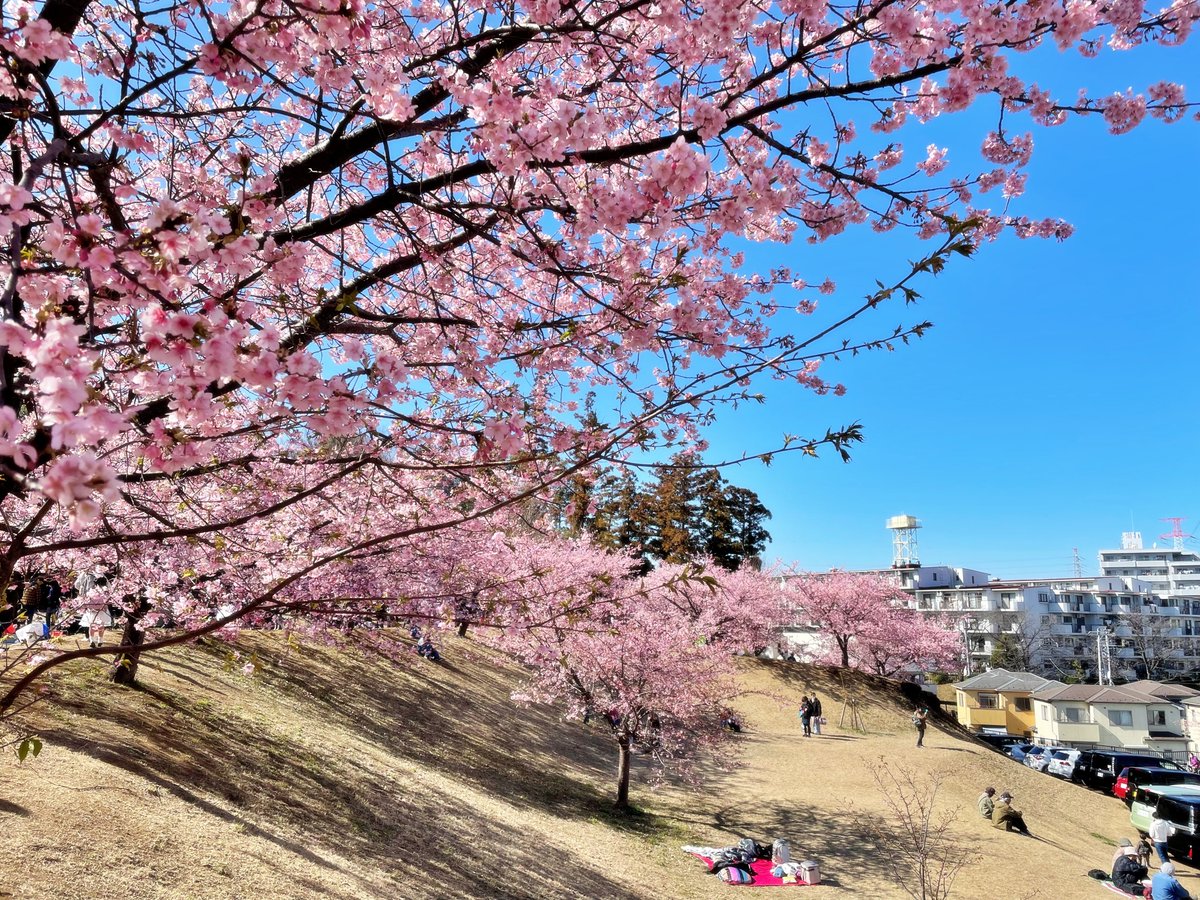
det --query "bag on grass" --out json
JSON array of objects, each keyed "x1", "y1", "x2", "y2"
[
  {"x1": 719, "y1": 867, "x2": 753, "y2": 884},
  {"x1": 1086, "y1": 869, "x2": 1108, "y2": 880},
  {"x1": 737, "y1": 838, "x2": 770, "y2": 859},
  {"x1": 772, "y1": 839, "x2": 791, "y2": 865}
]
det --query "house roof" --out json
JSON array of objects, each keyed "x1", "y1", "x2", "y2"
[
  {"x1": 954, "y1": 668, "x2": 1063, "y2": 694},
  {"x1": 1032, "y1": 680, "x2": 1200, "y2": 704},
  {"x1": 1123, "y1": 680, "x2": 1200, "y2": 701}
]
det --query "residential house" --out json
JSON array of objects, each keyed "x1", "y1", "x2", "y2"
[
  {"x1": 1031, "y1": 680, "x2": 1200, "y2": 756},
  {"x1": 953, "y1": 669, "x2": 1063, "y2": 738}
]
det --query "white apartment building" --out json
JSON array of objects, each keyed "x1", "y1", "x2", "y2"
[
  {"x1": 844, "y1": 528, "x2": 1200, "y2": 680},
  {"x1": 1098, "y1": 531, "x2": 1200, "y2": 600}
]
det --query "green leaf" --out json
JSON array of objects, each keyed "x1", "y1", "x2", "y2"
[{"x1": 17, "y1": 736, "x2": 42, "y2": 763}]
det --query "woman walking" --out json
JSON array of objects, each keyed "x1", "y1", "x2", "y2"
[{"x1": 799, "y1": 696, "x2": 812, "y2": 737}]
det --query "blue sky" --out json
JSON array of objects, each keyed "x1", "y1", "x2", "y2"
[{"x1": 701, "y1": 39, "x2": 1200, "y2": 578}]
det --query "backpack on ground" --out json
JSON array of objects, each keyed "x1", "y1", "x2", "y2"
[
  {"x1": 772, "y1": 839, "x2": 791, "y2": 864},
  {"x1": 737, "y1": 838, "x2": 769, "y2": 859},
  {"x1": 1086, "y1": 869, "x2": 1108, "y2": 880}
]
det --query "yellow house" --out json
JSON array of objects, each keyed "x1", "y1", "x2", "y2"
[{"x1": 954, "y1": 669, "x2": 1064, "y2": 738}]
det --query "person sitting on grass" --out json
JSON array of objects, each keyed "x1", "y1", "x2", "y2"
[
  {"x1": 1151, "y1": 863, "x2": 1193, "y2": 900},
  {"x1": 1112, "y1": 837, "x2": 1135, "y2": 868},
  {"x1": 1111, "y1": 843, "x2": 1149, "y2": 896},
  {"x1": 415, "y1": 636, "x2": 441, "y2": 662},
  {"x1": 991, "y1": 791, "x2": 1031, "y2": 836},
  {"x1": 977, "y1": 787, "x2": 996, "y2": 820}
]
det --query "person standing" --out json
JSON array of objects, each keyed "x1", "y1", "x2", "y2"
[
  {"x1": 798, "y1": 696, "x2": 812, "y2": 737},
  {"x1": 810, "y1": 694, "x2": 823, "y2": 735},
  {"x1": 913, "y1": 704, "x2": 929, "y2": 747},
  {"x1": 1150, "y1": 814, "x2": 1176, "y2": 866},
  {"x1": 74, "y1": 570, "x2": 111, "y2": 649}
]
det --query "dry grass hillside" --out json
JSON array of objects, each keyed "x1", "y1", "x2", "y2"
[{"x1": 1, "y1": 633, "x2": 1194, "y2": 900}]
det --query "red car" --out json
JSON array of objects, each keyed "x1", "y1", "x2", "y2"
[{"x1": 1113, "y1": 766, "x2": 1200, "y2": 803}]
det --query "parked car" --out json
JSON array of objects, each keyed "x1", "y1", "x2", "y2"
[
  {"x1": 1046, "y1": 749, "x2": 1083, "y2": 779},
  {"x1": 1116, "y1": 767, "x2": 1200, "y2": 805},
  {"x1": 1072, "y1": 750, "x2": 1181, "y2": 791},
  {"x1": 1154, "y1": 794, "x2": 1200, "y2": 864},
  {"x1": 973, "y1": 733, "x2": 1020, "y2": 754},
  {"x1": 1130, "y1": 784, "x2": 1200, "y2": 833},
  {"x1": 1025, "y1": 746, "x2": 1068, "y2": 772},
  {"x1": 1009, "y1": 743, "x2": 1037, "y2": 762}
]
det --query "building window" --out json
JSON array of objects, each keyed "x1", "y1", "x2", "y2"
[
  {"x1": 1109, "y1": 710, "x2": 1133, "y2": 727},
  {"x1": 1038, "y1": 592, "x2": 1050, "y2": 602},
  {"x1": 1151, "y1": 710, "x2": 1168, "y2": 727},
  {"x1": 1062, "y1": 707, "x2": 1084, "y2": 723},
  {"x1": 1041, "y1": 616, "x2": 1050, "y2": 624},
  {"x1": 978, "y1": 693, "x2": 999, "y2": 709},
  {"x1": 1015, "y1": 697, "x2": 1032, "y2": 712},
  {"x1": 932, "y1": 572, "x2": 938, "y2": 582}
]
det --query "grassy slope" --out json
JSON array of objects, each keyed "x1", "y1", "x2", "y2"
[{"x1": 1, "y1": 634, "x2": 1194, "y2": 899}]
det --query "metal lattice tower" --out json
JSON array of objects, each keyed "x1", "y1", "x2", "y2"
[
  {"x1": 1072, "y1": 547, "x2": 1083, "y2": 578},
  {"x1": 1096, "y1": 628, "x2": 1114, "y2": 685},
  {"x1": 1160, "y1": 517, "x2": 1193, "y2": 552},
  {"x1": 886, "y1": 515, "x2": 921, "y2": 568}
]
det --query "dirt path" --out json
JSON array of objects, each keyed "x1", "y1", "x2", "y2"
[{"x1": 0, "y1": 637, "x2": 1194, "y2": 899}]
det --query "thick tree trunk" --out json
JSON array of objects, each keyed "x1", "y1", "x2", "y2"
[
  {"x1": 111, "y1": 597, "x2": 151, "y2": 686},
  {"x1": 456, "y1": 620, "x2": 468, "y2": 637},
  {"x1": 839, "y1": 637, "x2": 850, "y2": 667},
  {"x1": 615, "y1": 738, "x2": 632, "y2": 809}
]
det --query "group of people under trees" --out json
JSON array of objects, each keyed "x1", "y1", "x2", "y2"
[{"x1": 1, "y1": 570, "x2": 116, "y2": 649}]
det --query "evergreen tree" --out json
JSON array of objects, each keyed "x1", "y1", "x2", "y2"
[{"x1": 583, "y1": 455, "x2": 772, "y2": 571}]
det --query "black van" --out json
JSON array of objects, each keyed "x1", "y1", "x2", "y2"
[
  {"x1": 1072, "y1": 750, "x2": 1181, "y2": 791},
  {"x1": 1156, "y1": 794, "x2": 1200, "y2": 863}
]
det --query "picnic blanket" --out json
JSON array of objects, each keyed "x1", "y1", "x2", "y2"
[
  {"x1": 1102, "y1": 881, "x2": 1145, "y2": 897},
  {"x1": 686, "y1": 852, "x2": 810, "y2": 887}
]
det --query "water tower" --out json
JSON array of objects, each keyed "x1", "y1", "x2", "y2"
[{"x1": 886, "y1": 515, "x2": 921, "y2": 568}]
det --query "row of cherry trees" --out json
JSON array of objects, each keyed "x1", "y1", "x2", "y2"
[
  {"x1": 786, "y1": 571, "x2": 962, "y2": 676},
  {"x1": 0, "y1": 0, "x2": 1192, "y2": 801}
]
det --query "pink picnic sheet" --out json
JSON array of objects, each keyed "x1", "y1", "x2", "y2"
[{"x1": 687, "y1": 853, "x2": 810, "y2": 887}]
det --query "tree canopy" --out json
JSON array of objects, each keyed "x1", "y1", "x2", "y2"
[{"x1": 0, "y1": 0, "x2": 1194, "y2": 714}]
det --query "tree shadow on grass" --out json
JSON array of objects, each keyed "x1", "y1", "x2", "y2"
[{"x1": 24, "y1": 637, "x2": 667, "y2": 898}]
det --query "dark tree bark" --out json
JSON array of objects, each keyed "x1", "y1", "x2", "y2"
[
  {"x1": 615, "y1": 737, "x2": 632, "y2": 809},
  {"x1": 110, "y1": 596, "x2": 152, "y2": 686}
]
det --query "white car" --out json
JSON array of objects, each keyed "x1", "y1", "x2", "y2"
[
  {"x1": 1046, "y1": 749, "x2": 1082, "y2": 779},
  {"x1": 1024, "y1": 746, "x2": 1066, "y2": 772}
]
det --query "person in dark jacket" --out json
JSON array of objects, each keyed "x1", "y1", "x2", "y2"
[
  {"x1": 1111, "y1": 845, "x2": 1149, "y2": 896},
  {"x1": 810, "y1": 695, "x2": 823, "y2": 735}
]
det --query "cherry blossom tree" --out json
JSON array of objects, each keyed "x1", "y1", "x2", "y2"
[
  {"x1": 853, "y1": 607, "x2": 961, "y2": 677},
  {"x1": 787, "y1": 570, "x2": 958, "y2": 675},
  {"x1": 484, "y1": 539, "x2": 786, "y2": 808},
  {"x1": 0, "y1": 0, "x2": 1194, "y2": 710}
]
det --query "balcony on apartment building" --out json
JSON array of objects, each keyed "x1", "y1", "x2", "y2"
[
  {"x1": 964, "y1": 706, "x2": 1009, "y2": 728},
  {"x1": 1055, "y1": 720, "x2": 1102, "y2": 742}
]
